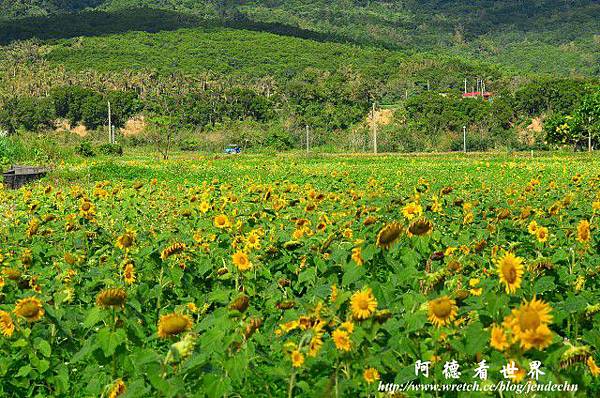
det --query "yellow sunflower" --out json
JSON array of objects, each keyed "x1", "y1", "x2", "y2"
[
  {"x1": 232, "y1": 251, "x2": 252, "y2": 272},
  {"x1": 363, "y1": 367, "x2": 381, "y2": 384},
  {"x1": 490, "y1": 325, "x2": 509, "y2": 351},
  {"x1": 0, "y1": 310, "x2": 15, "y2": 337},
  {"x1": 496, "y1": 252, "x2": 525, "y2": 294},
  {"x1": 214, "y1": 214, "x2": 231, "y2": 228},
  {"x1": 79, "y1": 199, "x2": 96, "y2": 219},
  {"x1": 351, "y1": 247, "x2": 364, "y2": 266},
  {"x1": 402, "y1": 202, "x2": 422, "y2": 220},
  {"x1": 507, "y1": 297, "x2": 553, "y2": 351},
  {"x1": 332, "y1": 328, "x2": 351, "y2": 351},
  {"x1": 160, "y1": 242, "x2": 186, "y2": 260},
  {"x1": 588, "y1": 357, "x2": 600, "y2": 377},
  {"x1": 14, "y1": 297, "x2": 45, "y2": 322},
  {"x1": 291, "y1": 350, "x2": 304, "y2": 367},
  {"x1": 407, "y1": 218, "x2": 433, "y2": 236},
  {"x1": 350, "y1": 288, "x2": 377, "y2": 320},
  {"x1": 96, "y1": 288, "x2": 127, "y2": 308},
  {"x1": 577, "y1": 220, "x2": 591, "y2": 243},
  {"x1": 108, "y1": 379, "x2": 126, "y2": 398},
  {"x1": 536, "y1": 226, "x2": 549, "y2": 243},
  {"x1": 116, "y1": 230, "x2": 136, "y2": 250},
  {"x1": 376, "y1": 222, "x2": 402, "y2": 249},
  {"x1": 123, "y1": 263, "x2": 135, "y2": 285},
  {"x1": 527, "y1": 220, "x2": 538, "y2": 234},
  {"x1": 427, "y1": 296, "x2": 457, "y2": 328},
  {"x1": 199, "y1": 201, "x2": 211, "y2": 213},
  {"x1": 245, "y1": 233, "x2": 261, "y2": 250},
  {"x1": 157, "y1": 313, "x2": 193, "y2": 338},
  {"x1": 308, "y1": 336, "x2": 323, "y2": 357}
]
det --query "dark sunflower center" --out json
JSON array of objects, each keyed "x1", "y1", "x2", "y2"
[
  {"x1": 432, "y1": 300, "x2": 452, "y2": 318},
  {"x1": 518, "y1": 308, "x2": 540, "y2": 330},
  {"x1": 502, "y1": 262, "x2": 517, "y2": 283},
  {"x1": 20, "y1": 302, "x2": 40, "y2": 317},
  {"x1": 164, "y1": 317, "x2": 188, "y2": 333},
  {"x1": 379, "y1": 227, "x2": 400, "y2": 244}
]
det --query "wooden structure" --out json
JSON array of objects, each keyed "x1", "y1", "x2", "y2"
[{"x1": 2, "y1": 165, "x2": 48, "y2": 189}]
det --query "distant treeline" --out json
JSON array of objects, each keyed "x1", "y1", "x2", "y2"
[{"x1": 1, "y1": 72, "x2": 597, "y2": 152}]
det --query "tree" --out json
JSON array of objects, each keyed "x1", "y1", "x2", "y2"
[
  {"x1": 81, "y1": 93, "x2": 107, "y2": 130},
  {"x1": 0, "y1": 96, "x2": 54, "y2": 133},
  {"x1": 545, "y1": 91, "x2": 600, "y2": 150}
]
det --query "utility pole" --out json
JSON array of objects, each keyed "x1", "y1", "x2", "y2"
[
  {"x1": 372, "y1": 102, "x2": 378, "y2": 154},
  {"x1": 107, "y1": 101, "x2": 112, "y2": 144},
  {"x1": 305, "y1": 125, "x2": 309, "y2": 154},
  {"x1": 464, "y1": 78, "x2": 467, "y2": 94},
  {"x1": 463, "y1": 125, "x2": 467, "y2": 153},
  {"x1": 589, "y1": 131, "x2": 592, "y2": 152}
]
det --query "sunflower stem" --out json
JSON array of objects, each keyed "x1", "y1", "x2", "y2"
[
  {"x1": 287, "y1": 370, "x2": 296, "y2": 398},
  {"x1": 157, "y1": 267, "x2": 164, "y2": 316},
  {"x1": 335, "y1": 365, "x2": 339, "y2": 398},
  {"x1": 112, "y1": 306, "x2": 117, "y2": 377}
]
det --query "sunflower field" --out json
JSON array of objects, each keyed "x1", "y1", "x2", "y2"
[{"x1": 0, "y1": 153, "x2": 599, "y2": 397}]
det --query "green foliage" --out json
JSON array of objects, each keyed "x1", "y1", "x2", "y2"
[
  {"x1": 97, "y1": 143, "x2": 124, "y2": 156},
  {"x1": 546, "y1": 90, "x2": 600, "y2": 148},
  {"x1": 50, "y1": 86, "x2": 141, "y2": 130},
  {"x1": 0, "y1": 96, "x2": 55, "y2": 133},
  {"x1": 514, "y1": 79, "x2": 594, "y2": 116},
  {"x1": 287, "y1": 67, "x2": 371, "y2": 136},
  {"x1": 75, "y1": 141, "x2": 96, "y2": 157}
]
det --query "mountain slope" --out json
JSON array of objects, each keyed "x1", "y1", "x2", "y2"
[{"x1": 0, "y1": 0, "x2": 598, "y2": 76}]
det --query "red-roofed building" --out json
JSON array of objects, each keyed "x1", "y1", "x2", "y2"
[{"x1": 463, "y1": 91, "x2": 492, "y2": 100}]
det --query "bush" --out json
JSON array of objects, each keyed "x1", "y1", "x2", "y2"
[
  {"x1": 179, "y1": 138, "x2": 202, "y2": 151},
  {"x1": 75, "y1": 141, "x2": 96, "y2": 157},
  {"x1": 97, "y1": 143, "x2": 124, "y2": 156},
  {"x1": 0, "y1": 97, "x2": 55, "y2": 133}
]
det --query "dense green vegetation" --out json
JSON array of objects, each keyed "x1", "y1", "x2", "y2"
[
  {"x1": 1, "y1": 0, "x2": 598, "y2": 75},
  {"x1": 0, "y1": 0, "x2": 598, "y2": 155}
]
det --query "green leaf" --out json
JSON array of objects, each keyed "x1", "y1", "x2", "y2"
[
  {"x1": 34, "y1": 339, "x2": 52, "y2": 357},
  {"x1": 35, "y1": 359, "x2": 50, "y2": 374},
  {"x1": 341, "y1": 263, "x2": 365, "y2": 287},
  {"x1": 533, "y1": 276, "x2": 555, "y2": 295},
  {"x1": 403, "y1": 311, "x2": 427, "y2": 333},
  {"x1": 83, "y1": 307, "x2": 104, "y2": 328},
  {"x1": 16, "y1": 365, "x2": 32, "y2": 378},
  {"x1": 97, "y1": 327, "x2": 126, "y2": 357},
  {"x1": 464, "y1": 322, "x2": 487, "y2": 356}
]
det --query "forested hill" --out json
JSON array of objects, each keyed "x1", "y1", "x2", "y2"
[{"x1": 0, "y1": 0, "x2": 598, "y2": 76}]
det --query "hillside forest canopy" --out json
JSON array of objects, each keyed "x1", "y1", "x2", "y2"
[{"x1": 0, "y1": 0, "x2": 598, "y2": 158}]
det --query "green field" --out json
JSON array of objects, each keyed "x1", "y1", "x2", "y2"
[{"x1": 1, "y1": 151, "x2": 600, "y2": 396}]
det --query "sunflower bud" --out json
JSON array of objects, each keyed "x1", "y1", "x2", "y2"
[{"x1": 229, "y1": 295, "x2": 249, "y2": 313}]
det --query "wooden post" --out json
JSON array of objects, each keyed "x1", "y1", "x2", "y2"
[
  {"x1": 372, "y1": 103, "x2": 378, "y2": 154},
  {"x1": 305, "y1": 125, "x2": 309, "y2": 154},
  {"x1": 589, "y1": 132, "x2": 592, "y2": 152},
  {"x1": 107, "y1": 101, "x2": 112, "y2": 144}
]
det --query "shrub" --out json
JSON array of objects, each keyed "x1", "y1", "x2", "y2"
[
  {"x1": 179, "y1": 138, "x2": 202, "y2": 151},
  {"x1": 75, "y1": 141, "x2": 96, "y2": 157},
  {"x1": 97, "y1": 143, "x2": 124, "y2": 156}
]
